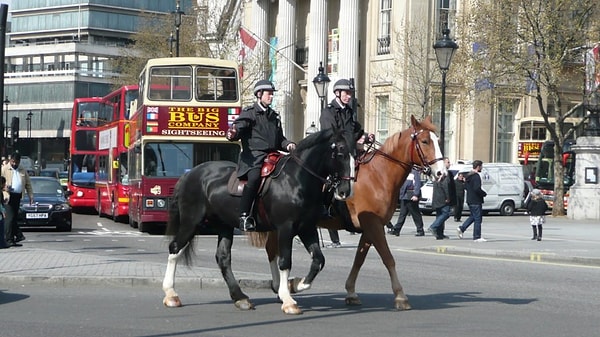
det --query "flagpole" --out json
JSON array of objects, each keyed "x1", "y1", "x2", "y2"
[{"x1": 241, "y1": 25, "x2": 307, "y2": 74}]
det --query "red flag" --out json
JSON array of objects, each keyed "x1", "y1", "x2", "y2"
[
  {"x1": 238, "y1": 48, "x2": 245, "y2": 78},
  {"x1": 240, "y1": 27, "x2": 257, "y2": 50}
]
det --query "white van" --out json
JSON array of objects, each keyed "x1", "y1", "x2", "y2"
[{"x1": 419, "y1": 162, "x2": 526, "y2": 216}]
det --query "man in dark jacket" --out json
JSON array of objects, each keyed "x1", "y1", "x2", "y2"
[
  {"x1": 390, "y1": 168, "x2": 425, "y2": 236},
  {"x1": 226, "y1": 80, "x2": 296, "y2": 231},
  {"x1": 453, "y1": 172, "x2": 466, "y2": 221},
  {"x1": 428, "y1": 158, "x2": 455, "y2": 239},
  {"x1": 456, "y1": 160, "x2": 487, "y2": 241}
]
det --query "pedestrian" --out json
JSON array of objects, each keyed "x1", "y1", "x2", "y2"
[
  {"x1": 0, "y1": 176, "x2": 9, "y2": 249},
  {"x1": 453, "y1": 171, "x2": 466, "y2": 222},
  {"x1": 526, "y1": 189, "x2": 548, "y2": 241},
  {"x1": 226, "y1": 80, "x2": 296, "y2": 231},
  {"x1": 389, "y1": 168, "x2": 425, "y2": 236},
  {"x1": 1, "y1": 152, "x2": 35, "y2": 247},
  {"x1": 326, "y1": 229, "x2": 342, "y2": 248},
  {"x1": 319, "y1": 78, "x2": 373, "y2": 234},
  {"x1": 428, "y1": 158, "x2": 455, "y2": 240},
  {"x1": 456, "y1": 160, "x2": 487, "y2": 242}
]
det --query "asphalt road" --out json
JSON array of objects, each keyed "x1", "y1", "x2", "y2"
[{"x1": 1, "y1": 213, "x2": 599, "y2": 337}]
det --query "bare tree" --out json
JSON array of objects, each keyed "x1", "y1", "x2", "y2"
[{"x1": 466, "y1": 0, "x2": 600, "y2": 215}]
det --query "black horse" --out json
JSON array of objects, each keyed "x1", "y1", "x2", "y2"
[{"x1": 162, "y1": 127, "x2": 356, "y2": 314}]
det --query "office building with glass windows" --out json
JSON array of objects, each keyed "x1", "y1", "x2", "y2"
[{"x1": 3, "y1": 1, "x2": 190, "y2": 167}]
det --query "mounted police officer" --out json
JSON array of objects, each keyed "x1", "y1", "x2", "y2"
[
  {"x1": 226, "y1": 80, "x2": 296, "y2": 231},
  {"x1": 319, "y1": 78, "x2": 373, "y2": 232}
]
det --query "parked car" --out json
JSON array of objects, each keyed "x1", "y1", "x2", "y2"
[
  {"x1": 17, "y1": 177, "x2": 73, "y2": 231},
  {"x1": 39, "y1": 168, "x2": 60, "y2": 180}
]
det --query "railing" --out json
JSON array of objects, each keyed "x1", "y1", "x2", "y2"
[{"x1": 377, "y1": 36, "x2": 390, "y2": 55}]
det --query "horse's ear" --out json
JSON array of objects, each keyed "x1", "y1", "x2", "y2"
[{"x1": 410, "y1": 115, "x2": 420, "y2": 128}]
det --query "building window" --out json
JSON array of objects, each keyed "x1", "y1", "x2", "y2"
[
  {"x1": 438, "y1": 0, "x2": 455, "y2": 36},
  {"x1": 378, "y1": 0, "x2": 391, "y2": 55},
  {"x1": 496, "y1": 99, "x2": 516, "y2": 162},
  {"x1": 376, "y1": 95, "x2": 390, "y2": 141}
]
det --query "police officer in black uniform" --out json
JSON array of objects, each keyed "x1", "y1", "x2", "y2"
[
  {"x1": 319, "y1": 79, "x2": 373, "y2": 237},
  {"x1": 226, "y1": 80, "x2": 296, "y2": 231},
  {"x1": 319, "y1": 79, "x2": 365, "y2": 143}
]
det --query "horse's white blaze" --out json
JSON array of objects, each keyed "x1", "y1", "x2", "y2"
[
  {"x1": 334, "y1": 155, "x2": 355, "y2": 200},
  {"x1": 278, "y1": 269, "x2": 296, "y2": 305},
  {"x1": 428, "y1": 133, "x2": 447, "y2": 177}
]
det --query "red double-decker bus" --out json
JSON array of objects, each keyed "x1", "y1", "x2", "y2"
[
  {"x1": 95, "y1": 85, "x2": 139, "y2": 221},
  {"x1": 127, "y1": 57, "x2": 241, "y2": 232},
  {"x1": 68, "y1": 97, "x2": 111, "y2": 211}
]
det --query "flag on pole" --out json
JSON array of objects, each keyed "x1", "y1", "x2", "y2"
[{"x1": 240, "y1": 27, "x2": 257, "y2": 50}]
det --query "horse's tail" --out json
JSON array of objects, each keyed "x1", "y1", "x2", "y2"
[
  {"x1": 247, "y1": 232, "x2": 269, "y2": 248},
  {"x1": 165, "y1": 182, "x2": 195, "y2": 266}
]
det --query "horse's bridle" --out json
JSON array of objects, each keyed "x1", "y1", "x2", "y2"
[
  {"x1": 358, "y1": 127, "x2": 443, "y2": 175},
  {"x1": 288, "y1": 140, "x2": 356, "y2": 188}
]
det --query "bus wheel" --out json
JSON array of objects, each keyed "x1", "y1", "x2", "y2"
[
  {"x1": 128, "y1": 215, "x2": 137, "y2": 228},
  {"x1": 500, "y1": 201, "x2": 515, "y2": 216},
  {"x1": 97, "y1": 194, "x2": 104, "y2": 218},
  {"x1": 138, "y1": 222, "x2": 147, "y2": 233}
]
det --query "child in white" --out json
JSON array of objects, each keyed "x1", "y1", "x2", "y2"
[{"x1": 526, "y1": 189, "x2": 548, "y2": 241}]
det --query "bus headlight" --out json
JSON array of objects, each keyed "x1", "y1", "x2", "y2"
[
  {"x1": 156, "y1": 199, "x2": 166, "y2": 208},
  {"x1": 76, "y1": 191, "x2": 84, "y2": 197}
]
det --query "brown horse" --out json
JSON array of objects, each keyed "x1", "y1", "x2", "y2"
[{"x1": 251, "y1": 115, "x2": 445, "y2": 311}]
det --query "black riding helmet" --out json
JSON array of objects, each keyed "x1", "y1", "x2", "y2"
[
  {"x1": 254, "y1": 80, "x2": 276, "y2": 97},
  {"x1": 332, "y1": 79, "x2": 354, "y2": 93}
]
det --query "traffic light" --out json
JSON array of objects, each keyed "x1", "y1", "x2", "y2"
[{"x1": 11, "y1": 116, "x2": 19, "y2": 144}]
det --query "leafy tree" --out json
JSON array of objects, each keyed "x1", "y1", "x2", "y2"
[
  {"x1": 111, "y1": 6, "x2": 208, "y2": 88},
  {"x1": 466, "y1": 0, "x2": 600, "y2": 215}
]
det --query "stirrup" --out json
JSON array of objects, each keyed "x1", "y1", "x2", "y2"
[{"x1": 239, "y1": 215, "x2": 256, "y2": 231}]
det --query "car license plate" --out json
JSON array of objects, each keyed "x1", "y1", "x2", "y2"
[{"x1": 26, "y1": 213, "x2": 49, "y2": 219}]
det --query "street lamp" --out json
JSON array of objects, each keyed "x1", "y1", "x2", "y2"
[
  {"x1": 312, "y1": 61, "x2": 331, "y2": 110},
  {"x1": 305, "y1": 122, "x2": 318, "y2": 137},
  {"x1": 173, "y1": 0, "x2": 184, "y2": 57},
  {"x1": 3, "y1": 96, "x2": 9, "y2": 141},
  {"x1": 433, "y1": 27, "x2": 459, "y2": 154},
  {"x1": 26, "y1": 110, "x2": 33, "y2": 138}
]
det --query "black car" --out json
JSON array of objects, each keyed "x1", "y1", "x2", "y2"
[{"x1": 17, "y1": 177, "x2": 73, "y2": 231}]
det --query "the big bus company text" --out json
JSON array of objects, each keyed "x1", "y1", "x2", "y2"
[{"x1": 127, "y1": 57, "x2": 241, "y2": 233}]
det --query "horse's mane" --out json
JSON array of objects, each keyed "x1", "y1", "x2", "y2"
[
  {"x1": 379, "y1": 116, "x2": 437, "y2": 154},
  {"x1": 295, "y1": 128, "x2": 335, "y2": 152}
]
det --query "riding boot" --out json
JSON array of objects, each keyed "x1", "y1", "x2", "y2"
[
  {"x1": 537, "y1": 225, "x2": 542, "y2": 241},
  {"x1": 531, "y1": 225, "x2": 538, "y2": 240},
  {"x1": 239, "y1": 186, "x2": 256, "y2": 232}
]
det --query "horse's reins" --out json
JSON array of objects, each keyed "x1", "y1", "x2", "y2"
[
  {"x1": 358, "y1": 127, "x2": 443, "y2": 174},
  {"x1": 288, "y1": 144, "x2": 356, "y2": 185}
]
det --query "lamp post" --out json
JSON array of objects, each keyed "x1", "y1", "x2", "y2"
[
  {"x1": 26, "y1": 110, "x2": 33, "y2": 138},
  {"x1": 433, "y1": 28, "x2": 459, "y2": 155},
  {"x1": 312, "y1": 61, "x2": 331, "y2": 111},
  {"x1": 3, "y1": 96, "x2": 9, "y2": 146},
  {"x1": 167, "y1": 32, "x2": 176, "y2": 57},
  {"x1": 173, "y1": 0, "x2": 184, "y2": 57}
]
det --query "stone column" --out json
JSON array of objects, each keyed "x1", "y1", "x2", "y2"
[
  {"x1": 275, "y1": 0, "x2": 297, "y2": 139},
  {"x1": 567, "y1": 136, "x2": 600, "y2": 220},
  {"x1": 306, "y1": 0, "x2": 328, "y2": 133},
  {"x1": 338, "y1": 0, "x2": 359, "y2": 80},
  {"x1": 253, "y1": 0, "x2": 270, "y2": 77}
]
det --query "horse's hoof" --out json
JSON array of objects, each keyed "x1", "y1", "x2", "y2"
[
  {"x1": 281, "y1": 303, "x2": 303, "y2": 315},
  {"x1": 163, "y1": 296, "x2": 182, "y2": 308},
  {"x1": 234, "y1": 299, "x2": 255, "y2": 311},
  {"x1": 345, "y1": 296, "x2": 362, "y2": 306},
  {"x1": 395, "y1": 298, "x2": 412, "y2": 310}
]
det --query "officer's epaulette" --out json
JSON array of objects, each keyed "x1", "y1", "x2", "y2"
[
  {"x1": 243, "y1": 106, "x2": 253, "y2": 112},
  {"x1": 327, "y1": 103, "x2": 334, "y2": 108}
]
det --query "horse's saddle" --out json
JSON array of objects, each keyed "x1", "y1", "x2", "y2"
[{"x1": 227, "y1": 152, "x2": 284, "y2": 196}]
